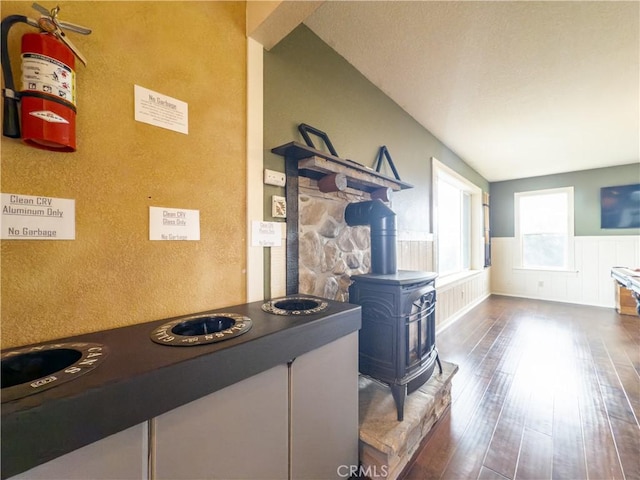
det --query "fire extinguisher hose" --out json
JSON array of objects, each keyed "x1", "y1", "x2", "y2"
[{"x1": 1, "y1": 14, "x2": 30, "y2": 138}]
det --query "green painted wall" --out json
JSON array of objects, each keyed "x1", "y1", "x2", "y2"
[
  {"x1": 490, "y1": 163, "x2": 640, "y2": 237},
  {"x1": 264, "y1": 25, "x2": 488, "y2": 235}
]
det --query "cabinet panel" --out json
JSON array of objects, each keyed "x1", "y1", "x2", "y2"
[
  {"x1": 10, "y1": 423, "x2": 148, "y2": 480},
  {"x1": 291, "y1": 332, "x2": 359, "y2": 479},
  {"x1": 154, "y1": 364, "x2": 288, "y2": 480}
]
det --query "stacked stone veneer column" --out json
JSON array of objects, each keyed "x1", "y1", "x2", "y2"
[{"x1": 298, "y1": 180, "x2": 371, "y2": 301}]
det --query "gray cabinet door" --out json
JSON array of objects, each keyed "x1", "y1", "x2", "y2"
[
  {"x1": 10, "y1": 423, "x2": 148, "y2": 480},
  {"x1": 290, "y1": 332, "x2": 359, "y2": 480},
  {"x1": 154, "y1": 364, "x2": 288, "y2": 480}
]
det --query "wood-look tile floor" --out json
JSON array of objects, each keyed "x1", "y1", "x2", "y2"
[{"x1": 401, "y1": 295, "x2": 640, "y2": 480}]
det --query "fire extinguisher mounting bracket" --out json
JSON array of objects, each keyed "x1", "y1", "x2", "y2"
[{"x1": 3, "y1": 88, "x2": 18, "y2": 100}]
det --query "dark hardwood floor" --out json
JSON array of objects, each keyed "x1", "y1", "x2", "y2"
[{"x1": 401, "y1": 295, "x2": 640, "y2": 480}]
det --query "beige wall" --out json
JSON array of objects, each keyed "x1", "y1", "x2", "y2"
[
  {"x1": 1, "y1": 1, "x2": 247, "y2": 348},
  {"x1": 246, "y1": 0, "x2": 282, "y2": 36}
]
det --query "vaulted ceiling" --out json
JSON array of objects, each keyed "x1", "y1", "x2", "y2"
[{"x1": 252, "y1": 1, "x2": 639, "y2": 182}]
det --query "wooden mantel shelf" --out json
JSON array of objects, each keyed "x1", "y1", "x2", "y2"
[{"x1": 272, "y1": 142, "x2": 413, "y2": 193}]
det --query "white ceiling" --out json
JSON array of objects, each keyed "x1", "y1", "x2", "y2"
[{"x1": 289, "y1": 1, "x2": 640, "y2": 182}]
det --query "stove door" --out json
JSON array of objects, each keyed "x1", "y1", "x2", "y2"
[{"x1": 406, "y1": 284, "x2": 436, "y2": 372}]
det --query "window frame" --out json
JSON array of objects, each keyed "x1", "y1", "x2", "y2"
[
  {"x1": 514, "y1": 186, "x2": 575, "y2": 272},
  {"x1": 432, "y1": 158, "x2": 484, "y2": 279}
]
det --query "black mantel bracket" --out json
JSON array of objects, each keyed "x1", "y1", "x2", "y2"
[
  {"x1": 271, "y1": 142, "x2": 414, "y2": 295},
  {"x1": 272, "y1": 142, "x2": 413, "y2": 194}
]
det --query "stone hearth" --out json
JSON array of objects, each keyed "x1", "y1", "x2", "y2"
[{"x1": 358, "y1": 361, "x2": 458, "y2": 480}]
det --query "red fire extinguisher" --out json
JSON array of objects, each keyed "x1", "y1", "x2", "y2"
[{"x1": 1, "y1": 6, "x2": 90, "y2": 152}]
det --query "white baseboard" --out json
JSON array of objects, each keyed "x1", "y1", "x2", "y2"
[
  {"x1": 489, "y1": 290, "x2": 612, "y2": 309},
  {"x1": 436, "y1": 292, "x2": 491, "y2": 334}
]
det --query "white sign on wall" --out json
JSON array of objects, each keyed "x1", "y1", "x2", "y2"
[
  {"x1": 1, "y1": 193, "x2": 75, "y2": 240},
  {"x1": 149, "y1": 206, "x2": 200, "y2": 241},
  {"x1": 251, "y1": 221, "x2": 282, "y2": 247},
  {"x1": 134, "y1": 85, "x2": 188, "y2": 135}
]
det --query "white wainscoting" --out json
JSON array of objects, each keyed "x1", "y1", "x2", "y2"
[
  {"x1": 435, "y1": 269, "x2": 491, "y2": 331},
  {"x1": 397, "y1": 239, "x2": 433, "y2": 272},
  {"x1": 398, "y1": 238, "x2": 491, "y2": 331},
  {"x1": 491, "y1": 236, "x2": 640, "y2": 308}
]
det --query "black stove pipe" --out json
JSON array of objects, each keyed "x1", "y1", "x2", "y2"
[{"x1": 345, "y1": 199, "x2": 397, "y2": 275}]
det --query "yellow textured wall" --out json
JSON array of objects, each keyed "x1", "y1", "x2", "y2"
[{"x1": 0, "y1": 1, "x2": 247, "y2": 349}]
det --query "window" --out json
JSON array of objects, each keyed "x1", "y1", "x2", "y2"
[
  {"x1": 515, "y1": 187, "x2": 574, "y2": 270},
  {"x1": 432, "y1": 159, "x2": 483, "y2": 277}
]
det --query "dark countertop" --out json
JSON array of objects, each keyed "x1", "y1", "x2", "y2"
[{"x1": 1, "y1": 297, "x2": 361, "y2": 479}]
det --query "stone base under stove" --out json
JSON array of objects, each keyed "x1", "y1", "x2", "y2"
[{"x1": 358, "y1": 361, "x2": 458, "y2": 480}]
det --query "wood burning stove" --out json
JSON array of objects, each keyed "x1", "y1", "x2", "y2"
[
  {"x1": 349, "y1": 271, "x2": 440, "y2": 421},
  {"x1": 346, "y1": 200, "x2": 441, "y2": 421}
]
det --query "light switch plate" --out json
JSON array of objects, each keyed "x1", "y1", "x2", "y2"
[{"x1": 272, "y1": 196, "x2": 286, "y2": 218}]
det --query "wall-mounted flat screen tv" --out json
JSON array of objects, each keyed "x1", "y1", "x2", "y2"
[{"x1": 601, "y1": 183, "x2": 640, "y2": 229}]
